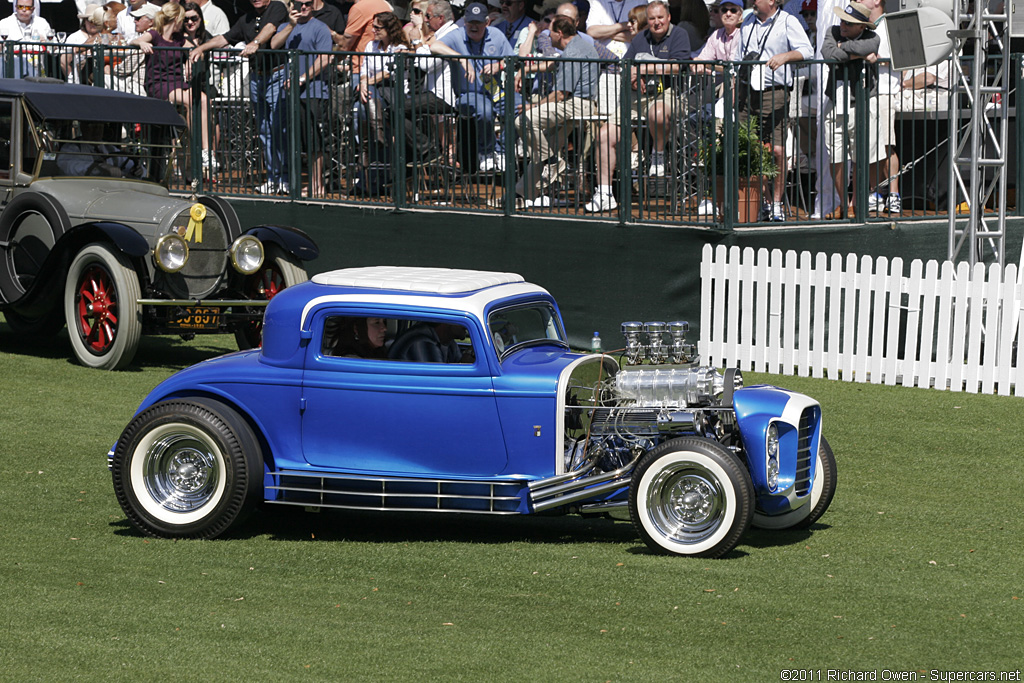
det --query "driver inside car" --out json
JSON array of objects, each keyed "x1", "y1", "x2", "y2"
[
  {"x1": 56, "y1": 121, "x2": 146, "y2": 178},
  {"x1": 388, "y1": 322, "x2": 474, "y2": 363}
]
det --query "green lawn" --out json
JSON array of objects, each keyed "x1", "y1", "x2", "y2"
[{"x1": 1, "y1": 326, "x2": 1021, "y2": 681}]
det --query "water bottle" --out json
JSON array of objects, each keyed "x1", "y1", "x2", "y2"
[{"x1": 590, "y1": 331, "x2": 602, "y2": 353}]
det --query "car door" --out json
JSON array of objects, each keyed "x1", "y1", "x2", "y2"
[{"x1": 299, "y1": 308, "x2": 508, "y2": 478}]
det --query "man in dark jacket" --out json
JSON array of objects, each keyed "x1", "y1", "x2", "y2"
[{"x1": 821, "y1": 1, "x2": 880, "y2": 218}]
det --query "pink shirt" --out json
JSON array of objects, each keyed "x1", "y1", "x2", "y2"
[{"x1": 695, "y1": 26, "x2": 740, "y2": 62}]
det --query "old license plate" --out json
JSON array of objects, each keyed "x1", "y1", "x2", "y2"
[{"x1": 168, "y1": 306, "x2": 222, "y2": 331}]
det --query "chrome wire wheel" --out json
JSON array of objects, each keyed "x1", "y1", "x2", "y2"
[{"x1": 130, "y1": 422, "x2": 228, "y2": 525}]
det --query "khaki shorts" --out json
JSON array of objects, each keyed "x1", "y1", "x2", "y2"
[{"x1": 824, "y1": 89, "x2": 891, "y2": 164}]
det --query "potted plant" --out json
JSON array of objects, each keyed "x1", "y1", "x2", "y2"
[{"x1": 699, "y1": 116, "x2": 779, "y2": 223}]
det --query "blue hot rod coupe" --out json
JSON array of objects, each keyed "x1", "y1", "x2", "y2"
[{"x1": 109, "y1": 267, "x2": 836, "y2": 558}]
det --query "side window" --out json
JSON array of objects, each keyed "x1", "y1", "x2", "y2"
[
  {"x1": 320, "y1": 316, "x2": 475, "y2": 364},
  {"x1": 0, "y1": 100, "x2": 12, "y2": 180}
]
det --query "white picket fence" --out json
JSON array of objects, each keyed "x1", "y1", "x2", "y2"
[{"x1": 698, "y1": 244, "x2": 1024, "y2": 396}]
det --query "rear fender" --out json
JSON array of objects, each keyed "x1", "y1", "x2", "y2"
[
  {"x1": 2, "y1": 221, "x2": 148, "y2": 312},
  {"x1": 247, "y1": 225, "x2": 319, "y2": 262}
]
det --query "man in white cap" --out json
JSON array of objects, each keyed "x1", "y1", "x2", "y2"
[
  {"x1": 820, "y1": 0, "x2": 879, "y2": 218},
  {"x1": 118, "y1": 0, "x2": 157, "y2": 42}
]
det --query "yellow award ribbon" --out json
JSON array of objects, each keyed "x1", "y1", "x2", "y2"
[{"x1": 184, "y1": 204, "x2": 207, "y2": 243}]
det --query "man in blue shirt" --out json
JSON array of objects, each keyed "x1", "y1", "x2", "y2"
[
  {"x1": 430, "y1": 2, "x2": 516, "y2": 173},
  {"x1": 272, "y1": 0, "x2": 334, "y2": 198},
  {"x1": 514, "y1": 15, "x2": 600, "y2": 205},
  {"x1": 586, "y1": 0, "x2": 689, "y2": 213}
]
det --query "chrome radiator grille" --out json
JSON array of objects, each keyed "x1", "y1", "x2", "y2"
[
  {"x1": 164, "y1": 210, "x2": 229, "y2": 299},
  {"x1": 794, "y1": 408, "x2": 815, "y2": 496}
]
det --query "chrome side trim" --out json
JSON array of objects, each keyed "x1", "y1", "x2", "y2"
[
  {"x1": 136, "y1": 299, "x2": 270, "y2": 307},
  {"x1": 265, "y1": 470, "x2": 528, "y2": 514}
]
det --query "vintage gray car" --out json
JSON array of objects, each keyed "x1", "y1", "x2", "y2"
[{"x1": 0, "y1": 79, "x2": 317, "y2": 369}]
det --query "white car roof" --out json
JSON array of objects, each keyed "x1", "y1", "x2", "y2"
[{"x1": 311, "y1": 266, "x2": 526, "y2": 295}]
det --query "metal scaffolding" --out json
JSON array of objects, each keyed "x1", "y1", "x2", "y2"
[{"x1": 947, "y1": 0, "x2": 1012, "y2": 265}]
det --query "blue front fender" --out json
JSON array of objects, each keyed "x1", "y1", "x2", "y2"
[{"x1": 732, "y1": 386, "x2": 822, "y2": 517}]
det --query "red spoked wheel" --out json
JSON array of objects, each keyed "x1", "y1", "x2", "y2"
[
  {"x1": 234, "y1": 245, "x2": 307, "y2": 350},
  {"x1": 64, "y1": 245, "x2": 141, "y2": 370}
]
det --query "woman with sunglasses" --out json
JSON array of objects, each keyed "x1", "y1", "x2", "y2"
[
  {"x1": 348, "y1": 11, "x2": 412, "y2": 194},
  {"x1": 131, "y1": 2, "x2": 218, "y2": 173},
  {"x1": 182, "y1": 2, "x2": 213, "y2": 48},
  {"x1": 403, "y1": 0, "x2": 430, "y2": 45}
]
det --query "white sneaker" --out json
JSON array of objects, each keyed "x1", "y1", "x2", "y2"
[
  {"x1": 584, "y1": 191, "x2": 617, "y2": 213},
  {"x1": 769, "y1": 201, "x2": 786, "y2": 222},
  {"x1": 277, "y1": 181, "x2": 290, "y2": 195},
  {"x1": 478, "y1": 153, "x2": 506, "y2": 173},
  {"x1": 201, "y1": 149, "x2": 220, "y2": 173},
  {"x1": 257, "y1": 180, "x2": 276, "y2": 194},
  {"x1": 648, "y1": 151, "x2": 666, "y2": 177},
  {"x1": 525, "y1": 195, "x2": 551, "y2": 208},
  {"x1": 867, "y1": 193, "x2": 885, "y2": 211},
  {"x1": 697, "y1": 198, "x2": 716, "y2": 216},
  {"x1": 887, "y1": 193, "x2": 902, "y2": 214}
]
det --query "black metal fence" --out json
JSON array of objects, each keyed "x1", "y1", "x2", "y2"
[{"x1": 2, "y1": 39, "x2": 1018, "y2": 227}]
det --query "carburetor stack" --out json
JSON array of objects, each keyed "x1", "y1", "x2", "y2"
[{"x1": 613, "y1": 321, "x2": 738, "y2": 408}]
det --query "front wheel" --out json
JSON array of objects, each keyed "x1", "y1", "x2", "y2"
[
  {"x1": 629, "y1": 437, "x2": 754, "y2": 558},
  {"x1": 234, "y1": 245, "x2": 307, "y2": 350},
  {"x1": 111, "y1": 399, "x2": 264, "y2": 539},
  {"x1": 64, "y1": 244, "x2": 142, "y2": 370}
]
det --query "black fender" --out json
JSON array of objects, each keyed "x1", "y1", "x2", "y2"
[
  {"x1": 198, "y1": 195, "x2": 243, "y2": 240},
  {"x1": 246, "y1": 225, "x2": 319, "y2": 262},
  {"x1": 0, "y1": 191, "x2": 73, "y2": 304},
  {"x1": 1, "y1": 220, "x2": 149, "y2": 313}
]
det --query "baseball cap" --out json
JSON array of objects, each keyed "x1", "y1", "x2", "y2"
[
  {"x1": 130, "y1": 3, "x2": 159, "y2": 19},
  {"x1": 800, "y1": 0, "x2": 816, "y2": 12},
  {"x1": 464, "y1": 2, "x2": 488, "y2": 21}
]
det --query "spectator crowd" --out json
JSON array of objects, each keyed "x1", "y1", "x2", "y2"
[{"x1": 0, "y1": 0, "x2": 964, "y2": 220}]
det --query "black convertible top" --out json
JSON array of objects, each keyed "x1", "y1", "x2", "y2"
[{"x1": 0, "y1": 78, "x2": 186, "y2": 128}]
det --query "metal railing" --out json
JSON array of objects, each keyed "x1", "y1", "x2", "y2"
[{"x1": 2, "y1": 40, "x2": 1017, "y2": 227}]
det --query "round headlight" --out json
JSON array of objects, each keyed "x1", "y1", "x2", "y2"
[
  {"x1": 766, "y1": 452, "x2": 780, "y2": 491},
  {"x1": 230, "y1": 235, "x2": 264, "y2": 275},
  {"x1": 154, "y1": 233, "x2": 188, "y2": 273},
  {"x1": 766, "y1": 423, "x2": 780, "y2": 491},
  {"x1": 766, "y1": 423, "x2": 779, "y2": 458}
]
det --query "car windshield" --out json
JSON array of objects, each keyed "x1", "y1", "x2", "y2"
[
  {"x1": 488, "y1": 302, "x2": 565, "y2": 358},
  {"x1": 31, "y1": 119, "x2": 177, "y2": 184}
]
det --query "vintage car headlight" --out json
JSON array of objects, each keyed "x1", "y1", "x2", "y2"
[
  {"x1": 154, "y1": 233, "x2": 189, "y2": 273},
  {"x1": 230, "y1": 235, "x2": 264, "y2": 275},
  {"x1": 766, "y1": 422, "x2": 780, "y2": 491}
]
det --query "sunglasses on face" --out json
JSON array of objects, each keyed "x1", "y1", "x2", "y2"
[
  {"x1": 411, "y1": 7, "x2": 423, "y2": 12},
  {"x1": 294, "y1": 0, "x2": 313, "y2": 6},
  {"x1": 185, "y1": 14, "x2": 200, "y2": 21},
  {"x1": 372, "y1": 23, "x2": 384, "y2": 29},
  {"x1": 721, "y1": 6, "x2": 741, "y2": 13}
]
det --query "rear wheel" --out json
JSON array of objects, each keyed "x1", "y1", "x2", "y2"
[
  {"x1": 234, "y1": 245, "x2": 307, "y2": 350},
  {"x1": 111, "y1": 399, "x2": 264, "y2": 538},
  {"x1": 0, "y1": 193, "x2": 70, "y2": 304},
  {"x1": 64, "y1": 244, "x2": 142, "y2": 370},
  {"x1": 629, "y1": 437, "x2": 754, "y2": 558}
]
